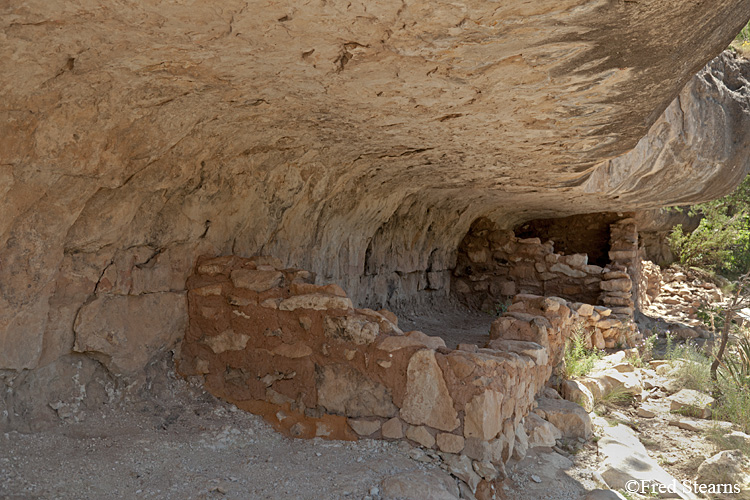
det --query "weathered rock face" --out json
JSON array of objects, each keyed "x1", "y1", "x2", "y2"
[{"x1": 1, "y1": 1, "x2": 750, "y2": 412}]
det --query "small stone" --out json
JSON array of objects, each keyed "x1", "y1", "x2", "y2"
[
  {"x1": 348, "y1": 419, "x2": 382, "y2": 436},
  {"x1": 550, "y1": 263, "x2": 587, "y2": 278},
  {"x1": 513, "y1": 423, "x2": 529, "y2": 461},
  {"x1": 377, "y1": 336, "x2": 433, "y2": 352},
  {"x1": 442, "y1": 453, "x2": 481, "y2": 493},
  {"x1": 382, "y1": 417, "x2": 404, "y2": 439},
  {"x1": 611, "y1": 363, "x2": 634, "y2": 373},
  {"x1": 272, "y1": 342, "x2": 313, "y2": 358},
  {"x1": 576, "y1": 303, "x2": 595, "y2": 316},
  {"x1": 600, "y1": 278, "x2": 632, "y2": 293},
  {"x1": 230, "y1": 269, "x2": 283, "y2": 291},
  {"x1": 636, "y1": 406, "x2": 656, "y2": 418},
  {"x1": 405, "y1": 425, "x2": 436, "y2": 448},
  {"x1": 436, "y1": 433, "x2": 465, "y2": 454},
  {"x1": 278, "y1": 294, "x2": 353, "y2": 311},
  {"x1": 472, "y1": 461, "x2": 497, "y2": 481},
  {"x1": 203, "y1": 329, "x2": 250, "y2": 354},
  {"x1": 405, "y1": 331, "x2": 447, "y2": 350},
  {"x1": 531, "y1": 475, "x2": 542, "y2": 483},
  {"x1": 324, "y1": 315, "x2": 379, "y2": 345}
]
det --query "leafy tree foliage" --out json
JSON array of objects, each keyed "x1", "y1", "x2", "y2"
[{"x1": 668, "y1": 175, "x2": 750, "y2": 278}]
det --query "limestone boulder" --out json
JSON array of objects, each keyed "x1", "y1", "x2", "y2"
[
  {"x1": 597, "y1": 421, "x2": 696, "y2": 499},
  {"x1": 381, "y1": 470, "x2": 460, "y2": 500},
  {"x1": 695, "y1": 450, "x2": 750, "y2": 500},
  {"x1": 400, "y1": 350, "x2": 459, "y2": 432},
  {"x1": 668, "y1": 389, "x2": 714, "y2": 419},
  {"x1": 534, "y1": 397, "x2": 592, "y2": 440},
  {"x1": 524, "y1": 412, "x2": 562, "y2": 448},
  {"x1": 441, "y1": 454, "x2": 481, "y2": 493},
  {"x1": 561, "y1": 379, "x2": 595, "y2": 412},
  {"x1": 512, "y1": 422, "x2": 529, "y2": 461},
  {"x1": 582, "y1": 490, "x2": 627, "y2": 500},
  {"x1": 463, "y1": 390, "x2": 504, "y2": 440},
  {"x1": 723, "y1": 431, "x2": 750, "y2": 449}
]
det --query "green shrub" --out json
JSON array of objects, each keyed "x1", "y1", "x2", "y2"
[
  {"x1": 564, "y1": 324, "x2": 603, "y2": 378},
  {"x1": 712, "y1": 377, "x2": 750, "y2": 433},
  {"x1": 627, "y1": 333, "x2": 657, "y2": 367},
  {"x1": 666, "y1": 340, "x2": 713, "y2": 391},
  {"x1": 668, "y1": 175, "x2": 750, "y2": 279},
  {"x1": 718, "y1": 336, "x2": 750, "y2": 389}
]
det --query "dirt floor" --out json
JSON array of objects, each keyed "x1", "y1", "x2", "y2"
[
  {"x1": 1, "y1": 371, "x2": 437, "y2": 500},
  {"x1": 399, "y1": 303, "x2": 494, "y2": 349},
  {"x1": 1, "y1": 304, "x2": 734, "y2": 500},
  {"x1": 0, "y1": 371, "x2": 604, "y2": 500}
]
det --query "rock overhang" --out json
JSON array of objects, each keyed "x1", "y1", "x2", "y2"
[{"x1": 2, "y1": 0, "x2": 750, "y2": 374}]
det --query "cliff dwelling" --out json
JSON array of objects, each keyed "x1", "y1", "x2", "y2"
[{"x1": 3, "y1": 1, "x2": 750, "y2": 498}]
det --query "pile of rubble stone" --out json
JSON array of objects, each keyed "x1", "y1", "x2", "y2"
[{"x1": 639, "y1": 262, "x2": 726, "y2": 340}]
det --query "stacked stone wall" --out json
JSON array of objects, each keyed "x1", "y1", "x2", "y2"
[
  {"x1": 490, "y1": 294, "x2": 640, "y2": 356},
  {"x1": 514, "y1": 213, "x2": 623, "y2": 266},
  {"x1": 452, "y1": 218, "x2": 604, "y2": 312},
  {"x1": 178, "y1": 255, "x2": 552, "y2": 484},
  {"x1": 455, "y1": 216, "x2": 643, "y2": 350}
]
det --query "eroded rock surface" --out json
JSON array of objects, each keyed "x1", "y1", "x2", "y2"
[{"x1": 2, "y1": 0, "x2": 750, "y2": 426}]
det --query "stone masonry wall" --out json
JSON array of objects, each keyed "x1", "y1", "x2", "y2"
[
  {"x1": 177, "y1": 255, "x2": 552, "y2": 487},
  {"x1": 600, "y1": 217, "x2": 639, "y2": 342},
  {"x1": 490, "y1": 294, "x2": 640, "y2": 357},
  {"x1": 452, "y1": 218, "x2": 605, "y2": 312},
  {"x1": 514, "y1": 213, "x2": 624, "y2": 267},
  {"x1": 455, "y1": 216, "x2": 643, "y2": 350}
]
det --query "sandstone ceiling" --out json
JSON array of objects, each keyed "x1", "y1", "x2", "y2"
[{"x1": 2, "y1": 1, "x2": 750, "y2": 374}]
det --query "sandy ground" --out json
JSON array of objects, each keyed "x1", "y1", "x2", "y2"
[
  {"x1": 1, "y1": 305, "x2": 729, "y2": 500},
  {"x1": 1, "y1": 372, "x2": 438, "y2": 500},
  {"x1": 399, "y1": 304, "x2": 494, "y2": 349},
  {"x1": 0, "y1": 359, "x2": 599, "y2": 500}
]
